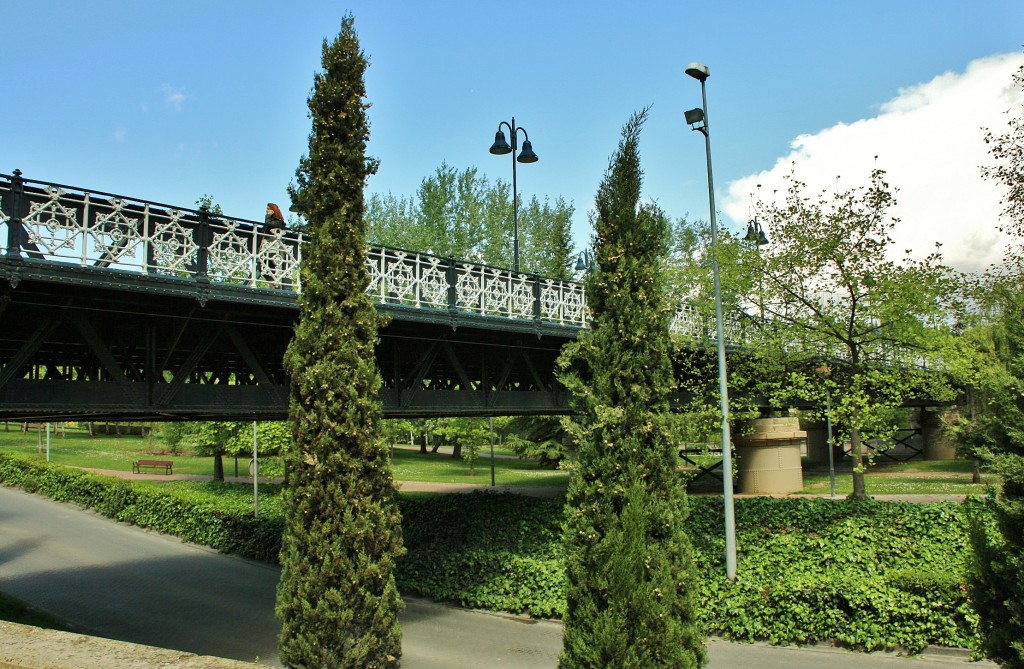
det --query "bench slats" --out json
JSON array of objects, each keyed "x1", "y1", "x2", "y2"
[{"x1": 132, "y1": 460, "x2": 173, "y2": 475}]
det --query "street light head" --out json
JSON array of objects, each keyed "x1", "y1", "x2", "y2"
[
  {"x1": 489, "y1": 130, "x2": 512, "y2": 155},
  {"x1": 744, "y1": 223, "x2": 757, "y2": 243},
  {"x1": 684, "y1": 108, "x2": 705, "y2": 126},
  {"x1": 745, "y1": 220, "x2": 769, "y2": 246},
  {"x1": 685, "y1": 62, "x2": 710, "y2": 82},
  {"x1": 517, "y1": 140, "x2": 539, "y2": 163}
]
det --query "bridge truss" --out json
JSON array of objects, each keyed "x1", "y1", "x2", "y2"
[{"x1": 1, "y1": 171, "x2": 592, "y2": 421}]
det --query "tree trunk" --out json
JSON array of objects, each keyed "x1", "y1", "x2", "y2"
[
  {"x1": 450, "y1": 443, "x2": 462, "y2": 459},
  {"x1": 213, "y1": 450, "x2": 225, "y2": 482},
  {"x1": 420, "y1": 433, "x2": 428, "y2": 454},
  {"x1": 850, "y1": 424, "x2": 867, "y2": 500},
  {"x1": 973, "y1": 458, "x2": 983, "y2": 484}
]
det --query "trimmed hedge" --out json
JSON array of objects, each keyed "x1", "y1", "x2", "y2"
[{"x1": 0, "y1": 452, "x2": 989, "y2": 652}]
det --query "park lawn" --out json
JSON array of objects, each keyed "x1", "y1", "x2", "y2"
[
  {"x1": 389, "y1": 448, "x2": 568, "y2": 487},
  {"x1": 800, "y1": 457, "x2": 998, "y2": 496},
  {"x1": 0, "y1": 426, "x2": 569, "y2": 488}
]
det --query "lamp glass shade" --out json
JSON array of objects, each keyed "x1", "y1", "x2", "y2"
[
  {"x1": 685, "y1": 62, "x2": 710, "y2": 81},
  {"x1": 517, "y1": 140, "x2": 538, "y2": 163},
  {"x1": 684, "y1": 108, "x2": 705, "y2": 125},
  {"x1": 489, "y1": 131, "x2": 512, "y2": 155}
]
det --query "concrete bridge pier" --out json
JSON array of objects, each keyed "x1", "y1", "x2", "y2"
[
  {"x1": 917, "y1": 408, "x2": 958, "y2": 460},
  {"x1": 734, "y1": 416, "x2": 806, "y2": 495}
]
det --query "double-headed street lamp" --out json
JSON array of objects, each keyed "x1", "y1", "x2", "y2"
[
  {"x1": 745, "y1": 218, "x2": 770, "y2": 321},
  {"x1": 489, "y1": 117, "x2": 538, "y2": 273},
  {"x1": 685, "y1": 61, "x2": 738, "y2": 581}
]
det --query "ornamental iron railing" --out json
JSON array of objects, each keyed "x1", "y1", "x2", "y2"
[
  {"x1": 0, "y1": 172, "x2": 593, "y2": 328},
  {"x1": 1, "y1": 171, "x2": 932, "y2": 365}
]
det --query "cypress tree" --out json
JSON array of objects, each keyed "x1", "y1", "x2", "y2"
[
  {"x1": 276, "y1": 15, "x2": 404, "y2": 668},
  {"x1": 557, "y1": 109, "x2": 705, "y2": 668}
]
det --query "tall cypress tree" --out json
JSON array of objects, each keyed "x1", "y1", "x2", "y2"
[
  {"x1": 276, "y1": 16, "x2": 404, "y2": 668},
  {"x1": 557, "y1": 109, "x2": 704, "y2": 668}
]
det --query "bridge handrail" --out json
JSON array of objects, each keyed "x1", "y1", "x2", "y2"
[
  {"x1": 0, "y1": 171, "x2": 944, "y2": 366},
  {"x1": 0, "y1": 171, "x2": 590, "y2": 329}
]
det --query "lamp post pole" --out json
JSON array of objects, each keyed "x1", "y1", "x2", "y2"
[
  {"x1": 686, "y1": 62, "x2": 737, "y2": 581},
  {"x1": 816, "y1": 365, "x2": 837, "y2": 499},
  {"x1": 489, "y1": 117, "x2": 538, "y2": 274}
]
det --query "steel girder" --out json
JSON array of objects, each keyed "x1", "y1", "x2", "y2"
[{"x1": 0, "y1": 265, "x2": 573, "y2": 422}]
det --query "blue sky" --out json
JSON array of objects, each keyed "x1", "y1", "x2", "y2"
[{"x1": 4, "y1": 1, "x2": 1022, "y2": 270}]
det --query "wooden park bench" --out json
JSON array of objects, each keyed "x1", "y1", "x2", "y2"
[{"x1": 132, "y1": 459, "x2": 173, "y2": 475}]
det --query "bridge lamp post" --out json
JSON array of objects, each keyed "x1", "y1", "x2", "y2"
[
  {"x1": 744, "y1": 218, "x2": 769, "y2": 321},
  {"x1": 685, "y1": 61, "x2": 737, "y2": 581},
  {"x1": 574, "y1": 249, "x2": 596, "y2": 274},
  {"x1": 489, "y1": 117, "x2": 538, "y2": 273}
]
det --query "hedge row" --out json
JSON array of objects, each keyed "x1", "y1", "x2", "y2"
[{"x1": 0, "y1": 452, "x2": 989, "y2": 653}]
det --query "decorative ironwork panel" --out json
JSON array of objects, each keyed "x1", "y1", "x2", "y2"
[
  {"x1": 24, "y1": 186, "x2": 83, "y2": 258},
  {"x1": 539, "y1": 279, "x2": 586, "y2": 326},
  {"x1": 367, "y1": 248, "x2": 448, "y2": 309},
  {"x1": 254, "y1": 229, "x2": 299, "y2": 289},
  {"x1": 88, "y1": 196, "x2": 146, "y2": 267},
  {"x1": 148, "y1": 209, "x2": 198, "y2": 276},
  {"x1": 209, "y1": 220, "x2": 256, "y2": 285}
]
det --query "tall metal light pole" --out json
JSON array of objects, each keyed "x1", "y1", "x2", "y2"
[
  {"x1": 489, "y1": 117, "x2": 538, "y2": 273},
  {"x1": 685, "y1": 61, "x2": 737, "y2": 581}
]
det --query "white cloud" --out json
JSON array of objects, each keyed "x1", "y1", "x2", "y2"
[
  {"x1": 113, "y1": 128, "x2": 127, "y2": 143},
  {"x1": 723, "y1": 52, "x2": 1024, "y2": 273},
  {"x1": 161, "y1": 83, "x2": 187, "y2": 111}
]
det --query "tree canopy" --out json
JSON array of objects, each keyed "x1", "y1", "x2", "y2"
[
  {"x1": 365, "y1": 162, "x2": 575, "y2": 278},
  {"x1": 748, "y1": 167, "x2": 958, "y2": 499}
]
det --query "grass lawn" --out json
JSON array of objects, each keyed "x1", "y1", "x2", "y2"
[
  {"x1": 800, "y1": 457, "x2": 997, "y2": 496},
  {"x1": 0, "y1": 425, "x2": 569, "y2": 488},
  {"x1": 1, "y1": 424, "x2": 995, "y2": 496}
]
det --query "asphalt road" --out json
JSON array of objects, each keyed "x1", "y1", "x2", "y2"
[{"x1": 0, "y1": 485, "x2": 993, "y2": 668}]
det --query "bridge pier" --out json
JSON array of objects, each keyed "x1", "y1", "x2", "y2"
[
  {"x1": 917, "y1": 408, "x2": 958, "y2": 460},
  {"x1": 734, "y1": 416, "x2": 805, "y2": 495}
]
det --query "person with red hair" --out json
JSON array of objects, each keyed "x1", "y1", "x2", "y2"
[
  {"x1": 264, "y1": 202, "x2": 285, "y2": 231},
  {"x1": 260, "y1": 203, "x2": 287, "y2": 287}
]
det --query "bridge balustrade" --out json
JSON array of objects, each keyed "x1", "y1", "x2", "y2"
[
  {"x1": 2, "y1": 170, "x2": 933, "y2": 365},
  {"x1": 1, "y1": 171, "x2": 596, "y2": 330}
]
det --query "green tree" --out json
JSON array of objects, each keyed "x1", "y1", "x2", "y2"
[
  {"x1": 365, "y1": 163, "x2": 574, "y2": 276},
  {"x1": 961, "y1": 283, "x2": 1024, "y2": 668},
  {"x1": 963, "y1": 60, "x2": 1024, "y2": 668},
  {"x1": 163, "y1": 421, "x2": 234, "y2": 481},
  {"x1": 557, "y1": 109, "x2": 704, "y2": 668},
  {"x1": 276, "y1": 16, "x2": 404, "y2": 668},
  {"x1": 751, "y1": 167, "x2": 957, "y2": 500}
]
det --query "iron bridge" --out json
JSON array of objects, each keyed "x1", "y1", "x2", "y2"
[{"x1": 1, "y1": 171, "x2": 734, "y2": 422}]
